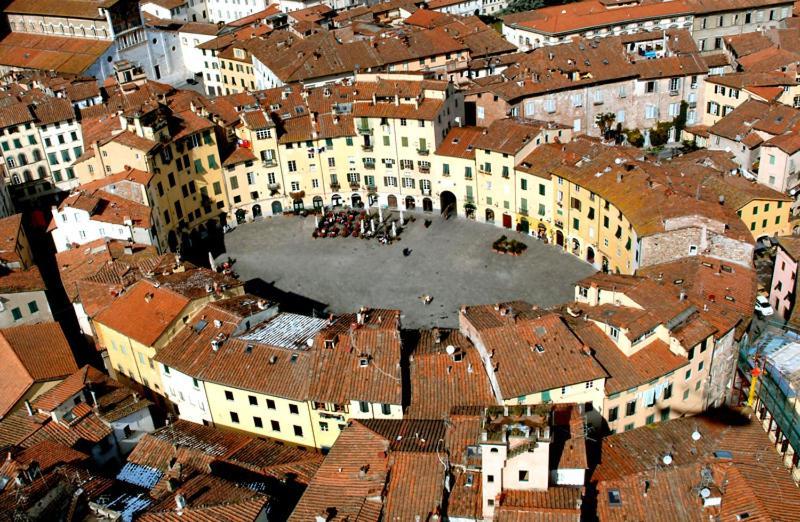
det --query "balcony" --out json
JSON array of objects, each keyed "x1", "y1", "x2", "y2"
[
  {"x1": 367, "y1": 185, "x2": 377, "y2": 194},
  {"x1": 349, "y1": 181, "x2": 361, "y2": 190},
  {"x1": 418, "y1": 165, "x2": 430, "y2": 174},
  {"x1": 268, "y1": 182, "x2": 280, "y2": 191},
  {"x1": 363, "y1": 161, "x2": 375, "y2": 170},
  {"x1": 357, "y1": 126, "x2": 373, "y2": 136},
  {"x1": 478, "y1": 166, "x2": 491, "y2": 175},
  {"x1": 519, "y1": 208, "x2": 529, "y2": 216},
  {"x1": 422, "y1": 188, "x2": 431, "y2": 196},
  {"x1": 330, "y1": 182, "x2": 341, "y2": 190},
  {"x1": 669, "y1": 90, "x2": 680, "y2": 96},
  {"x1": 262, "y1": 159, "x2": 277, "y2": 168},
  {"x1": 416, "y1": 148, "x2": 430, "y2": 156},
  {"x1": 361, "y1": 144, "x2": 374, "y2": 152}
]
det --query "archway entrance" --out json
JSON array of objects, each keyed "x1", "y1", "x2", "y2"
[
  {"x1": 331, "y1": 194, "x2": 343, "y2": 207},
  {"x1": 387, "y1": 194, "x2": 398, "y2": 209},
  {"x1": 313, "y1": 196, "x2": 323, "y2": 211},
  {"x1": 422, "y1": 198, "x2": 433, "y2": 212},
  {"x1": 502, "y1": 213, "x2": 512, "y2": 228},
  {"x1": 556, "y1": 230, "x2": 564, "y2": 247},
  {"x1": 351, "y1": 194, "x2": 362, "y2": 207},
  {"x1": 235, "y1": 209, "x2": 246, "y2": 224},
  {"x1": 271, "y1": 201, "x2": 283, "y2": 215},
  {"x1": 405, "y1": 196, "x2": 416, "y2": 210},
  {"x1": 571, "y1": 238, "x2": 581, "y2": 255},
  {"x1": 368, "y1": 193, "x2": 378, "y2": 206},
  {"x1": 168, "y1": 230, "x2": 178, "y2": 251},
  {"x1": 518, "y1": 218, "x2": 529, "y2": 234},
  {"x1": 586, "y1": 246, "x2": 595, "y2": 264},
  {"x1": 602, "y1": 256, "x2": 609, "y2": 273},
  {"x1": 440, "y1": 191, "x2": 456, "y2": 218},
  {"x1": 252, "y1": 204, "x2": 262, "y2": 219},
  {"x1": 293, "y1": 199, "x2": 304, "y2": 213},
  {"x1": 485, "y1": 208, "x2": 495, "y2": 223}
]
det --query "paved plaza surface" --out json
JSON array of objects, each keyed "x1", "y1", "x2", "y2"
[{"x1": 220, "y1": 212, "x2": 597, "y2": 328}]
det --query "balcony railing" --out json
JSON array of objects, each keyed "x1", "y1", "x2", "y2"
[
  {"x1": 363, "y1": 162, "x2": 375, "y2": 169},
  {"x1": 422, "y1": 188, "x2": 431, "y2": 196},
  {"x1": 519, "y1": 208, "x2": 528, "y2": 216},
  {"x1": 479, "y1": 166, "x2": 491, "y2": 175},
  {"x1": 417, "y1": 148, "x2": 430, "y2": 156},
  {"x1": 367, "y1": 185, "x2": 377, "y2": 193},
  {"x1": 361, "y1": 144, "x2": 374, "y2": 152},
  {"x1": 268, "y1": 182, "x2": 280, "y2": 191},
  {"x1": 262, "y1": 159, "x2": 277, "y2": 168},
  {"x1": 349, "y1": 181, "x2": 361, "y2": 190},
  {"x1": 419, "y1": 166, "x2": 430, "y2": 174},
  {"x1": 357, "y1": 126, "x2": 373, "y2": 135}
]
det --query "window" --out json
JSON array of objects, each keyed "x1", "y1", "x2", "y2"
[
  {"x1": 646, "y1": 414, "x2": 655, "y2": 425},
  {"x1": 624, "y1": 423, "x2": 634, "y2": 432},
  {"x1": 293, "y1": 425, "x2": 303, "y2": 437},
  {"x1": 225, "y1": 390, "x2": 234, "y2": 401},
  {"x1": 27, "y1": 301, "x2": 38, "y2": 314},
  {"x1": 608, "y1": 406, "x2": 619, "y2": 422},
  {"x1": 688, "y1": 347, "x2": 695, "y2": 360},
  {"x1": 266, "y1": 399, "x2": 276, "y2": 409},
  {"x1": 609, "y1": 326, "x2": 620, "y2": 340},
  {"x1": 289, "y1": 404, "x2": 299, "y2": 414},
  {"x1": 685, "y1": 369, "x2": 692, "y2": 380},
  {"x1": 248, "y1": 395, "x2": 258, "y2": 406},
  {"x1": 271, "y1": 420, "x2": 280, "y2": 431},
  {"x1": 381, "y1": 403, "x2": 391, "y2": 415},
  {"x1": 287, "y1": 160, "x2": 297, "y2": 172},
  {"x1": 359, "y1": 401, "x2": 369, "y2": 413},
  {"x1": 320, "y1": 421, "x2": 329, "y2": 431},
  {"x1": 625, "y1": 400, "x2": 636, "y2": 416},
  {"x1": 250, "y1": 416, "x2": 263, "y2": 429},
  {"x1": 230, "y1": 411, "x2": 240, "y2": 423},
  {"x1": 518, "y1": 470, "x2": 529, "y2": 482},
  {"x1": 487, "y1": 474, "x2": 495, "y2": 483},
  {"x1": 664, "y1": 383, "x2": 673, "y2": 400},
  {"x1": 698, "y1": 361, "x2": 704, "y2": 372}
]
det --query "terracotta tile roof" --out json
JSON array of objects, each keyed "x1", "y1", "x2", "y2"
[
  {"x1": 551, "y1": 148, "x2": 753, "y2": 241},
  {"x1": 495, "y1": 487, "x2": 583, "y2": 521},
  {"x1": 30, "y1": 97, "x2": 76, "y2": 125},
  {"x1": 0, "y1": 101, "x2": 33, "y2": 129},
  {"x1": 705, "y1": 70, "x2": 796, "y2": 89},
  {"x1": 0, "y1": 399, "x2": 113, "y2": 449},
  {"x1": 179, "y1": 21, "x2": 220, "y2": 36},
  {"x1": 222, "y1": 146, "x2": 256, "y2": 167},
  {"x1": 352, "y1": 97, "x2": 444, "y2": 121},
  {"x1": 3, "y1": 0, "x2": 111, "y2": 19},
  {"x1": 0, "y1": 440, "x2": 88, "y2": 477},
  {"x1": 240, "y1": 109, "x2": 270, "y2": 129},
  {"x1": 592, "y1": 410, "x2": 800, "y2": 521},
  {"x1": 0, "y1": 213, "x2": 24, "y2": 266},
  {"x1": 461, "y1": 303, "x2": 607, "y2": 399},
  {"x1": 777, "y1": 236, "x2": 800, "y2": 261},
  {"x1": 58, "y1": 189, "x2": 152, "y2": 229},
  {"x1": 503, "y1": 0, "x2": 693, "y2": 36},
  {"x1": 724, "y1": 31, "x2": 774, "y2": 58},
  {"x1": 0, "y1": 322, "x2": 77, "y2": 417},
  {"x1": 473, "y1": 118, "x2": 556, "y2": 155},
  {"x1": 407, "y1": 328, "x2": 496, "y2": 418},
  {"x1": 111, "y1": 129, "x2": 160, "y2": 152},
  {"x1": 288, "y1": 421, "x2": 390, "y2": 522},
  {"x1": 138, "y1": 474, "x2": 270, "y2": 522},
  {"x1": 738, "y1": 46, "x2": 800, "y2": 73},
  {"x1": 0, "y1": 32, "x2": 113, "y2": 75},
  {"x1": 94, "y1": 280, "x2": 190, "y2": 346},
  {"x1": 435, "y1": 126, "x2": 485, "y2": 159},
  {"x1": 0, "y1": 265, "x2": 46, "y2": 293},
  {"x1": 568, "y1": 321, "x2": 688, "y2": 395},
  {"x1": 384, "y1": 452, "x2": 444, "y2": 520},
  {"x1": 637, "y1": 256, "x2": 757, "y2": 339}
]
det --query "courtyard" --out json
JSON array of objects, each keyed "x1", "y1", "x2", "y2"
[{"x1": 220, "y1": 212, "x2": 597, "y2": 328}]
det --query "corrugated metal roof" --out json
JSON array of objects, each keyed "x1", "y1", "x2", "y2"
[{"x1": 239, "y1": 313, "x2": 328, "y2": 349}]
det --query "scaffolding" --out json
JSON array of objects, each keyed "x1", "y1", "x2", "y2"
[{"x1": 738, "y1": 330, "x2": 800, "y2": 462}]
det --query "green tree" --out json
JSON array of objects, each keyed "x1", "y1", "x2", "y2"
[
  {"x1": 500, "y1": 0, "x2": 545, "y2": 15},
  {"x1": 595, "y1": 112, "x2": 616, "y2": 137}
]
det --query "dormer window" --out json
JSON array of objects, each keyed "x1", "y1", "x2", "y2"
[{"x1": 609, "y1": 326, "x2": 620, "y2": 341}]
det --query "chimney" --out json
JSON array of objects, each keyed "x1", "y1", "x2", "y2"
[
  {"x1": 123, "y1": 241, "x2": 133, "y2": 255},
  {"x1": 616, "y1": 173, "x2": 623, "y2": 183},
  {"x1": 90, "y1": 390, "x2": 98, "y2": 408},
  {"x1": 175, "y1": 493, "x2": 187, "y2": 511},
  {"x1": 718, "y1": 195, "x2": 725, "y2": 205},
  {"x1": 144, "y1": 292, "x2": 154, "y2": 303}
]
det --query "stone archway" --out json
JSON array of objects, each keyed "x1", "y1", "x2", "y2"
[
  {"x1": 252, "y1": 204, "x2": 262, "y2": 219},
  {"x1": 485, "y1": 208, "x2": 495, "y2": 223},
  {"x1": 351, "y1": 193, "x2": 362, "y2": 207},
  {"x1": 387, "y1": 194, "x2": 398, "y2": 209},
  {"x1": 586, "y1": 246, "x2": 595, "y2": 264},
  {"x1": 405, "y1": 196, "x2": 416, "y2": 209},
  {"x1": 271, "y1": 201, "x2": 283, "y2": 215},
  {"x1": 556, "y1": 230, "x2": 564, "y2": 247},
  {"x1": 313, "y1": 197, "x2": 323, "y2": 211},
  {"x1": 422, "y1": 198, "x2": 433, "y2": 212},
  {"x1": 440, "y1": 190, "x2": 456, "y2": 218}
]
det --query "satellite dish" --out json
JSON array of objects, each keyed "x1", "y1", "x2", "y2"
[
  {"x1": 700, "y1": 488, "x2": 711, "y2": 498},
  {"x1": 691, "y1": 430, "x2": 702, "y2": 441},
  {"x1": 445, "y1": 345, "x2": 456, "y2": 355},
  {"x1": 662, "y1": 454, "x2": 673, "y2": 465}
]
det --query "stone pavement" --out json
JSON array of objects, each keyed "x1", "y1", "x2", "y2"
[{"x1": 220, "y1": 212, "x2": 596, "y2": 328}]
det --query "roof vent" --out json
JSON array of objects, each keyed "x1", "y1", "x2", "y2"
[
  {"x1": 269, "y1": 355, "x2": 278, "y2": 364},
  {"x1": 359, "y1": 356, "x2": 369, "y2": 367}
]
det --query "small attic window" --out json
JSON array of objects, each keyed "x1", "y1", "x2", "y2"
[
  {"x1": 673, "y1": 278, "x2": 684, "y2": 285},
  {"x1": 290, "y1": 353, "x2": 299, "y2": 363},
  {"x1": 608, "y1": 489, "x2": 622, "y2": 506},
  {"x1": 452, "y1": 137, "x2": 460, "y2": 144},
  {"x1": 720, "y1": 264, "x2": 733, "y2": 273},
  {"x1": 713, "y1": 450, "x2": 733, "y2": 459}
]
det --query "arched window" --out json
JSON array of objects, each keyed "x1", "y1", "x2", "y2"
[
  {"x1": 37, "y1": 166, "x2": 46, "y2": 179},
  {"x1": 11, "y1": 174, "x2": 19, "y2": 184},
  {"x1": 32, "y1": 149, "x2": 41, "y2": 162},
  {"x1": 17, "y1": 153, "x2": 27, "y2": 166},
  {"x1": 7, "y1": 157, "x2": 15, "y2": 168},
  {"x1": 23, "y1": 170, "x2": 32, "y2": 182}
]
